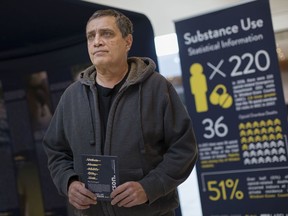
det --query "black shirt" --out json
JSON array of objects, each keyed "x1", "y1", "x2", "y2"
[{"x1": 95, "y1": 72, "x2": 129, "y2": 154}]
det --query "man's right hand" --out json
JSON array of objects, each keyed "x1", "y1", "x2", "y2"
[{"x1": 68, "y1": 181, "x2": 97, "y2": 209}]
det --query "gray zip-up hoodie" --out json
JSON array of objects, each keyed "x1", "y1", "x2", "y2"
[{"x1": 43, "y1": 57, "x2": 198, "y2": 216}]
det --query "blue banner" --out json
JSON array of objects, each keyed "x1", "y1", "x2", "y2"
[{"x1": 175, "y1": 0, "x2": 288, "y2": 215}]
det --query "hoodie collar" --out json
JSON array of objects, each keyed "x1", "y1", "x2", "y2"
[{"x1": 79, "y1": 57, "x2": 156, "y2": 86}]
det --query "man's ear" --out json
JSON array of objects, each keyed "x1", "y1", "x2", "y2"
[{"x1": 126, "y1": 34, "x2": 133, "y2": 51}]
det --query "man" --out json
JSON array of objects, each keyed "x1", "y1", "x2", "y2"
[{"x1": 43, "y1": 9, "x2": 198, "y2": 216}]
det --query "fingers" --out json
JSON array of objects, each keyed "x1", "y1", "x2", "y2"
[
  {"x1": 68, "y1": 181, "x2": 148, "y2": 209},
  {"x1": 111, "y1": 184, "x2": 132, "y2": 207},
  {"x1": 68, "y1": 181, "x2": 97, "y2": 209},
  {"x1": 110, "y1": 182, "x2": 148, "y2": 208}
]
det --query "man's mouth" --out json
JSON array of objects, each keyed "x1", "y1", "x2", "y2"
[{"x1": 93, "y1": 50, "x2": 107, "y2": 55}]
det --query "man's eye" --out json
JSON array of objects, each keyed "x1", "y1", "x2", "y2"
[
  {"x1": 103, "y1": 31, "x2": 113, "y2": 37},
  {"x1": 87, "y1": 35, "x2": 95, "y2": 41}
]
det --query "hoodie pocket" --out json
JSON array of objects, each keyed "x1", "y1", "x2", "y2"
[{"x1": 119, "y1": 168, "x2": 144, "y2": 184}]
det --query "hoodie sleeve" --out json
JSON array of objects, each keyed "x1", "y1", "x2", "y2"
[
  {"x1": 42, "y1": 95, "x2": 77, "y2": 197},
  {"x1": 139, "y1": 82, "x2": 198, "y2": 204}
]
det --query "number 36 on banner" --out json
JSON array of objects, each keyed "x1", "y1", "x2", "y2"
[{"x1": 202, "y1": 116, "x2": 228, "y2": 139}]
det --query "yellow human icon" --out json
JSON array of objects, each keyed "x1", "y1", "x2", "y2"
[{"x1": 189, "y1": 63, "x2": 208, "y2": 112}]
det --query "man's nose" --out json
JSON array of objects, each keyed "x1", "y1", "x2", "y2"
[{"x1": 93, "y1": 35, "x2": 102, "y2": 47}]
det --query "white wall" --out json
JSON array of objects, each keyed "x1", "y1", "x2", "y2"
[{"x1": 84, "y1": 0, "x2": 288, "y2": 36}]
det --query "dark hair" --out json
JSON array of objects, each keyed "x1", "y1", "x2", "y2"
[{"x1": 87, "y1": 9, "x2": 133, "y2": 37}]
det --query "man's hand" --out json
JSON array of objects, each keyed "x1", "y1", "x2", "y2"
[
  {"x1": 68, "y1": 181, "x2": 97, "y2": 209},
  {"x1": 110, "y1": 181, "x2": 148, "y2": 207}
]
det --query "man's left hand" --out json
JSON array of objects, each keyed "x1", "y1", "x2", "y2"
[{"x1": 110, "y1": 181, "x2": 148, "y2": 207}]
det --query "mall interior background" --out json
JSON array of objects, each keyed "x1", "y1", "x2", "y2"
[{"x1": 0, "y1": 0, "x2": 287, "y2": 216}]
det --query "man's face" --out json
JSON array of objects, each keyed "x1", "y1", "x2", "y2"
[{"x1": 86, "y1": 16, "x2": 132, "y2": 68}]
